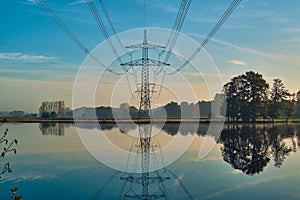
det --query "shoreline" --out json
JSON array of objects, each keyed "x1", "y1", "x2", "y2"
[{"x1": 1, "y1": 117, "x2": 300, "y2": 124}]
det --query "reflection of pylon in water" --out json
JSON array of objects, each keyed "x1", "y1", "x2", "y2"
[
  {"x1": 120, "y1": 30, "x2": 170, "y2": 199},
  {"x1": 120, "y1": 124, "x2": 170, "y2": 200}
]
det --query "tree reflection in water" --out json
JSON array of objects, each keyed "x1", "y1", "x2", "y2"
[
  {"x1": 77, "y1": 122, "x2": 299, "y2": 176},
  {"x1": 220, "y1": 125, "x2": 270, "y2": 175},
  {"x1": 39, "y1": 123, "x2": 65, "y2": 136},
  {"x1": 38, "y1": 122, "x2": 299, "y2": 180},
  {"x1": 219, "y1": 125, "x2": 298, "y2": 175}
]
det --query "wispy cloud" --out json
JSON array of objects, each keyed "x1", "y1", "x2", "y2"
[
  {"x1": 231, "y1": 169, "x2": 243, "y2": 174},
  {"x1": 190, "y1": 33, "x2": 285, "y2": 61},
  {"x1": 223, "y1": 24, "x2": 252, "y2": 29},
  {"x1": 183, "y1": 72, "x2": 232, "y2": 80},
  {"x1": 246, "y1": 9, "x2": 274, "y2": 18},
  {"x1": 281, "y1": 38, "x2": 300, "y2": 43},
  {"x1": 163, "y1": 5, "x2": 178, "y2": 13},
  {"x1": 18, "y1": 0, "x2": 36, "y2": 5},
  {"x1": 283, "y1": 27, "x2": 300, "y2": 32},
  {"x1": 191, "y1": 17, "x2": 218, "y2": 23},
  {"x1": 243, "y1": 9, "x2": 289, "y2": 23},
  {"x1": 67, "y1": 0, "x2": 86, "y2": 6},
  {"x1": 267, "y1": 17, "x2": 289, "y2": 23},
  {"x1": 151, "y1": 2, "x2": 178, "y2": 14},
  {"x1": 227, "y1": 59, "x2": 248, "y2": 67},
  {"x1": 186, "y1": 156, "x2": 222, "y2": 162},
  {"x1": 0, "y1": 52, "x2": 57, "y2": 63}
]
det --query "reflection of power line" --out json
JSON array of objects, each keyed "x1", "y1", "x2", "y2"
[
  {"x1": 166, "y1": 169, "x2": 194, "y2": 200},
  {"x1": 92, "y1": 171, "x2": 121, "y2": 200}
]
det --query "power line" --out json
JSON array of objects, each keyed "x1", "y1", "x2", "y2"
[
  {"x1": 167, "y1": 0, "x2": 242, "y2": 75},
  {"x1": 99, "y1": 0, "x2": 127, "y2": 53},
  {"x1": 35, "y1": 0, "x2": 123, "y2": 75},
  {"x1": 150, "y1": 0, "x2": 192, "y2": 99},
  {"x1": 86, "y1": 0, "x2": 138, "y2": 96},
  {"x1": 164, "y1": 0, "x2": 192, "y2": 62},
  {"x1": 144, "y1": 0, "x2": 146, "y2": 27},
  {"x1": 36, "y1": 0, "x2": 88, "y2": 54},
  {"x1": 86, "y1": 0, "x2": 124, "y2": 65}
]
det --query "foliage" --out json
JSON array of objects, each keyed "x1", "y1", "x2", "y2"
[
  {"x1": 220, "y1": 125, "x2": 296, "y2": 175},
  {"x1": 163, "y1": 102, "x2": 181, "y2": 119},
  {"x1": 223, "y1": 71, "x2": 269, "y2": 122},
  {"x1": 222, "y1": 71, "x2": 300, "y2": 122},
  {"x1": 282, "y1": 94, "x2": 296, "y2": 122},
  {"x1": 268, "y1": 78, "x2": 289, "y2": 121}
]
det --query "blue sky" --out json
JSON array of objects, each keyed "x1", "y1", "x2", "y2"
[{"x1": 1, "y1": 0, "x2": 300, "y2": 112}]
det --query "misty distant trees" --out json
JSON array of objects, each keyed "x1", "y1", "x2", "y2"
[
  {"x1": 39, "y1": 100, "x2": 65, "y2": 118},
  {"x1": 223, "y1": 71, "x2": 297, "y2": 123},
  {"x1": 34, "y1": 71, "x2": 300, "y2": 122},
  {"x1": 69, "y1": 101, "x2": 213, "y2": 120}
]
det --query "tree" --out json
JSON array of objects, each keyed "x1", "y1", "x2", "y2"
[
  {"x1": 294, "y1": 91, "x2": 300, "y2": 118},
  {"x1": 41, "y1": 112, "x2": 50, "y2": 118},
  {"x1": 268, "y1": 78, "x2": 289, "y2": 122},
  {"x1": 244, "y1": 71, "x2": 269, "y2": 122},
  {"x1": 282, "y1": 93, "x2": 296, "y2": 122},
  {"x1": 223, "y1": 76, "x2": 242, "y2": 122},
  {"x1": 212, "y1": 93, "x2": 226, "y2": 118},
  {"x1": 197, "y1": 101, "x2": 211, "y2": 118},
  {"x1": 164, "y1": 102, "x2": 180, "y2": 119},
  {"x1": 223, "y1": 71, "x2": 269, "y2": 122},
  {"x1": 96, "y1": 106, "x2": 113, "y2": 119},
  {"x1": 129, "y1": 106, "x2": 139, "y2": 119},
  {"x1": 39, "y1": 100, "x2": 64, "y2": 118},
  {"x1": 8, "y1": 111, "x2": 25, "y2": 117},
  {"x1": 63, "y1": 107, "x2": 73, "y2": 118}
]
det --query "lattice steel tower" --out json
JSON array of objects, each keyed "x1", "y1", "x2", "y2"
[
  {"x1": 120, "y1": 30, "x2": 170, "y2": 199},
  {"x1": 121, "y1": 30, "x2": 170, "y2": 119}
]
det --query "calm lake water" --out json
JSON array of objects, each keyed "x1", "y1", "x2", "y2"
[{"x1": 0, "y1": 123, "x2": 299, "y2": 199}]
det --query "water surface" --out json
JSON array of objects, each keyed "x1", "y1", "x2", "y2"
[{"x1": 0, "y1": 123, "x2": 299, "y2": 199}]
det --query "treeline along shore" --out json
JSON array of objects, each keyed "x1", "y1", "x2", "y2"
[{"x1": 1, "y1": 71, "x2": 300, "y2": 124}]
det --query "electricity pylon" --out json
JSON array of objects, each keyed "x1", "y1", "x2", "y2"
[
  {"x1": 120, "y1": 29, "x2": 170, "y2": 119},
  {"x1": 120, "y1": 30, "x2": 170, "y2": 199}
]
